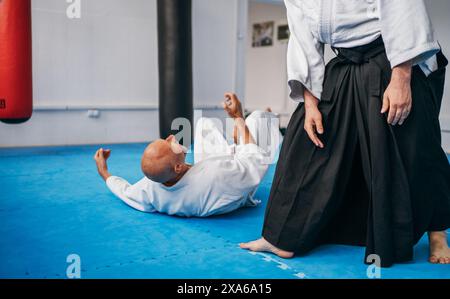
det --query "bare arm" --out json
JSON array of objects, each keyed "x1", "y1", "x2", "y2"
[
  {"x1": 94, "y1": 148, "x2": 112, "y2": 181},
  {"x1": 233, "y1": 124, "x2": 239, "y2": 145},
  {"x1": 234, "y1": 117, "x2": 256, "y2": 145},
  {"x1": 222, "y1": 93, "x2": 256, "y2": 145}
]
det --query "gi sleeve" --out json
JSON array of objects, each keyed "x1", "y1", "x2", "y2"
[
  {"x1": 234, "y1": 143, "x2": 270, "y2": 189},
  {"x1": 284, "y1": 0, "x2": 325, "y2": 102},
  {"x1": 379, "y1": 0, "x2": 440, "y2": 69},
  {"x1": 215, "y1": 144, "x2": 269, "y2": 196},
  {"x1": 106, "y1": 176, "x2": 156, "y2": 213}
]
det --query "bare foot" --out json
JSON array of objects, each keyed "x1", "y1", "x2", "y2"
[
  {"x1": 428, "y1": 231, "x2": 450, "y2": 264},
  {"x1": 240, "y1": 237, "x2": 294, "y2": 259}
]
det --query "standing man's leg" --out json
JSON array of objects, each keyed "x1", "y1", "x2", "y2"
[
  {"x1": 390, "y1": 51, "x2": 450, "y2": 264},
  {"x1": 241, "y1": 60, "x2": 364, "y2": 257}
]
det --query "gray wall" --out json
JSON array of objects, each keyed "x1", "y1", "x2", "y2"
[
  {"x1": 426, "y1": 0, "x2": 450, "y2": 134},
  {"x1": 0, "y1": 0, "x2": 246, "y2": 147},
  {"x1": 1, "y1": 0, "x2": 450, "y2": 151},
  {"x1": 245, "y1": 1, "x2": 296, "y2": 128}
]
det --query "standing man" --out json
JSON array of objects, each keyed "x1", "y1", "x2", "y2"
[{"x1": 241, "y1": 0, "x2": 450, "y2": 267}]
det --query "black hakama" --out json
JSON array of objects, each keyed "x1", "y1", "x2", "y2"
[{"x1": 263, "y1": 37, "x2": 450, "y2": 267}]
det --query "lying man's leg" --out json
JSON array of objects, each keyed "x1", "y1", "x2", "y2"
[{"x1": 244, "y1": 110, "x2": 283, "y2": 164}]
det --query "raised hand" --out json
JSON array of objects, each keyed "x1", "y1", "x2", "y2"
[
  {"x1": 93, "y1": 148, "x2": 112, "y2": 181},
  {"x1": 222, "y1": 92, "x2": 244, "y2": 119}
]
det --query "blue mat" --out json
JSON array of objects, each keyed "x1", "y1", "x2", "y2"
[{"x1": 0, "y1": 143, "x2": 449, "y2": 279}]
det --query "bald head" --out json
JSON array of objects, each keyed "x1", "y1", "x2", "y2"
[{"x1": 141, "y1": 136, "x2": 187, "y2": 184}]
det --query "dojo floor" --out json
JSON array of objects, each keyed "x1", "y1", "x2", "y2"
[{"x1": 0, "y1": 143, "x2": 449, "y2": 279}]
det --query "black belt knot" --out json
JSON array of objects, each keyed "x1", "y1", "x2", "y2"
[{"x1": 332, "y1": 36, "x2": 386, "y2": 64}]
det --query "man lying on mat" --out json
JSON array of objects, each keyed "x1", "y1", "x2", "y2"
[{"x1": 94, "y1": 93, "x2": 282, "y2": 217}]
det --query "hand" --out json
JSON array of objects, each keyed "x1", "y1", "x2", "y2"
[
  {"x1": 381, "y1": 62, "x2": 413, "y2": 126},
  {"x1": 94, "y1": 148, "x2": 112, "y2": 181},
  {"x1": 304, "y1": 90, "x2": 324, "y2": 148},
  {"x1": 222, "y1": 92, "x2": 244, "y2": 119}
]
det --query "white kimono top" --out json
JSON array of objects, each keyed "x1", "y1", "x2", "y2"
[{"x1": 286, "y1": 0, "x2": 441, "y2": 102}]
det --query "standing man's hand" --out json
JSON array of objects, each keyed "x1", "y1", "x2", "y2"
[
  {"x1": 223, "y1": 92, "x2": 244, "y2": 119},
  {"x1": 94, "y1": 148, "x2": 112, "y2": 181},
  {"x1": 381, "y1": 61, "x2": 413, "y2": 126},
  {"x1": 304, "y1": 89, "x2": 324, "y2": 148}
]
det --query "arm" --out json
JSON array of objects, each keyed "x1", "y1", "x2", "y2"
[
  {"x1": 284, "y1": 0, "x2": 325, "y2": 148},
  {"x1": 94, "y1": 148, "x2": 155, "y2": 212},
  {"x1": 222, "y1": 93, "x2": 256, "y2": 145},
  {"x1": 94, "y1": 148, "x2": 112, "y2": 181},
  {"x1": 379, "y1": 0, "x2": 440, "y2": 70},
  {"x1": 378, "y1": 0, "x2": 439, "y2": 126},
  {"x1": 218, "y1": 95, "x2": 270, "y2": 196},
  {"x1": 284, "y1": 0, "x2": 325, "y2": 102},
  {"x1": 105, "y1": 176, "x2": 155, "y2": 213},
  {"x1": 234, "y1": 117, "x2": 256, "y2": 145},
  {"x1": 233, "y1": 124, "x2": 239, "y2": 145}
]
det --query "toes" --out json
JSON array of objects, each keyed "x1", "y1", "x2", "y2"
[
  {"x1": 429, "y1": 255, "x2": 438, "y2": 264},
  {"x1": 240, "y1": 240, "x2": 294, "y2": 259},
  {"x1": 239, "y1": 242, "x2": 252, "y2": 250},
  {"x1": 239, "y1": 240, "x2": 261, "y2": 251},
  {"x1": 429, "y1": 255, "x2": 450, "y2": 264}
]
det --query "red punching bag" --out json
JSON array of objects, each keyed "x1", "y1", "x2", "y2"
[{"x1": 0, "y1": 0, "x2": 33, "y2": 124}]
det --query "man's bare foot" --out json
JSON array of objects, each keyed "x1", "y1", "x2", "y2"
[
  {"x1": 240, "y1": 237, "x2": 294, "y2": 259},
  {"x1": 428, "y1": 231, "x2": 450, "y2": 264}
]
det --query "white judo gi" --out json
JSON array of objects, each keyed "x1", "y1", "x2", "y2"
[{"x1": 105, "y1": 111, "x2": 283, "y2": 217}]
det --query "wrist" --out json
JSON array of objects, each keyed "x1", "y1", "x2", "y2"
[
  {"x1": 392, "y1": 61, "x2": 412, "y2": 82},
  {"x1": 305, "y1": 97, "x2": 319, "y2": 109},
  {"x1": 97, "y1": 164, "x2": 110, "y2": 179},
  {"x1": 234, "y1": 117, "x2": 245, "y2": 125},
  {"x1": 100, "y1": 171, "x2": 112, "y2": 181},
  {"x1": 234, "y1": 110, "x2": 244, "y2": 119},
  {"x1": 304, "y1": 89, "x2": 319, "y2": 108}
]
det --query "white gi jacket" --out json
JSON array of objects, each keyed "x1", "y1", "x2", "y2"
[{"x1": 286, "y1": 0, "x2": 441, "y2": 102}]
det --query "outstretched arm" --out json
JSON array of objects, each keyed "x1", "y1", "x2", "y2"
[
  {"x1": 94, "y1": 148, "x2": 112, "y2": 181},
  {"x1": 222, "y1": 93, "x2": 256, "y2": 145},
  {"x1": 94, "y1": 148, "x2": 155, "y2": 212}
]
